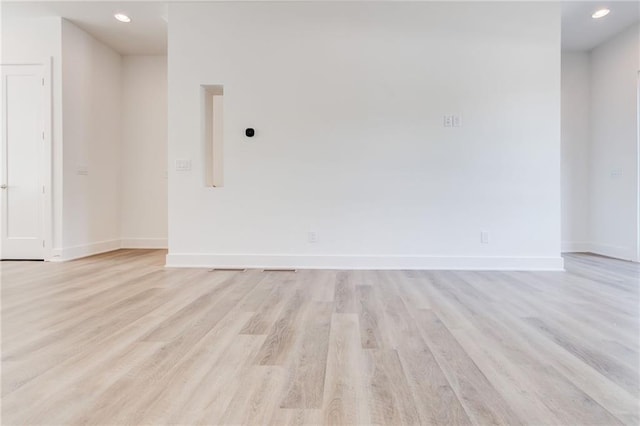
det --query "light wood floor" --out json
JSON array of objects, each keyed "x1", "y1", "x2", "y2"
[{"x1": 1, "y1": 250, "x2": 638, "y2": 425}]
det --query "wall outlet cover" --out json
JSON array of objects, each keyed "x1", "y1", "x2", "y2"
[{"x1": 481, "y1": 231, "x2": 490, "y2": 244}]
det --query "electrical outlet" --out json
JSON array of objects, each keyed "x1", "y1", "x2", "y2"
[
  {"x1": 452, "y1": 115, "x2": 462, "y2": 128},
  {"x1": 443, "y1": 115, "x2": 453, "y2": 127},
  {"x1": 308, "y1": 231, "x2": 318, "y2": 243},
  {"x1": 481, "y1": 231, "x2": 490, "y2": 244},
  {"x1": 76, "y1": 166, "x2": 89, "y2": 176}
]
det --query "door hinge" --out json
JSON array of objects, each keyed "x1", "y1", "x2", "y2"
[
  {"x1": 42, "y1": 78, "x2": 44, "y2": 86},
  {"x1": 42, "y1": 131, "x2": 45, "y2": 140},
  {"x1": 42, "y1": 240, "x2": 45, "y2": 248},
  {"x1": 42, "y1": 186, "x2": 45, "y2": 194}
]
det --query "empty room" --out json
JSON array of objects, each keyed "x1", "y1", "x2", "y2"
[{"x1": 1, "y1": 0, "x2": 639, "y2": 425}]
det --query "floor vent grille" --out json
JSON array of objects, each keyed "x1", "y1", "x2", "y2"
[{"x1": 208, "y1": 268, "x2": 247, "y2": 272}]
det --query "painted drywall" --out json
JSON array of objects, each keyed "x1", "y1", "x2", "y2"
[
  {"x1": 561, "y1": 52, "x2": 590, "y2": 252},
  {"x1": 60, "y1": 19, "x2": 122, "y2": 258},
  {"x1": 167, "y1": 2, "x2": 562, "y2": 270},
  {"x1": 0, "y1": 16, "x2": 64, "y2": 254},
  {"x1": 121, "y1": 55, "x2": 168, "y2": 248},
  {"x1": 588, "y1": 23, "x2": 640, "y2": 261}
]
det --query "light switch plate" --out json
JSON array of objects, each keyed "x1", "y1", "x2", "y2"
[{"x1": 175, "y1": 159, "x2": 192, "y2": 171}]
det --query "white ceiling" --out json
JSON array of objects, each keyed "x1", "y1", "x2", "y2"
[
  {"x1": 1, "y1": 2, "x2": 168, "y2": 55},
  {"x1": 2, "y1": 1, "x2": 639, "y2": 55},
  {"x1": 562, "y1": 1, "x2": 640, "y2": 51}
]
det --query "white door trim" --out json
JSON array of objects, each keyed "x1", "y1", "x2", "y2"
[
  {"x1": 0, "y1": 58, "x2": 53, "y2": 260},
  {"x1": 636, "y1": 70, "x2": 640, "y2": 262}
]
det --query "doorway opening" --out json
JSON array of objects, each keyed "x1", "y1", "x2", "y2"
[{"x1": 0, "y1": 61, "x2": 52, "y2": 260}]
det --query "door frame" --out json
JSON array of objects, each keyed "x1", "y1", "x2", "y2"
[
  {"x1": 636, "y1": 70, "x2": 640, "y2": 262},
  {"x1": 0, "y1": 58, "x2": 53, "y2": 260}
]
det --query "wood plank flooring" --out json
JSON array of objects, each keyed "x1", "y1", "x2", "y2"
[{"x1": 1, "y1": 250, "x2": 638, "y2": 425}]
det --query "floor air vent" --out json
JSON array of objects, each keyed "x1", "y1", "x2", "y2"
[{"x1": 208, "y1": 268, "x2": 247, "y2": 272}]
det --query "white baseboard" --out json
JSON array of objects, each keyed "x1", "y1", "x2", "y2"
[
  {"x1": 587, "y1": 243, "x2": 636, "y2": 261},
  {"x1": 562, "y1": 241, "x2": 636, "y2": 261},
  {"x1": 561, "y1": 241, "x2": 591, "y2": 253},
  {"x1": 165, "y1": 253, "x2": 565, "y2": 271},
  {"x1": 121, "y1": 238, "x2": 168, "y2": 249},
  {"x1": 49, "y1": 239, "x2": 121, "y2": 262},
  {"x1": 48, "y1": 237, "x2": 167, "y2": 262}
]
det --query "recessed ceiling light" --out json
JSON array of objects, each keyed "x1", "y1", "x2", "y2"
[
  {"x1": 592, "y1": 8, "x2": 610, "y2": 19},
  {"x1": 114, "y1": 13, "x2": 131, "y2": 23}
]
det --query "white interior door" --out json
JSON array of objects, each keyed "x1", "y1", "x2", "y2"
[{"x1": 1, "y1": 64, "x2": 46, "y2": 260}]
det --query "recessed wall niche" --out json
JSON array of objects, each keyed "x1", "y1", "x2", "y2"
[{"x1": 201, "y1": 84, "x2": 224, "y2": 187}]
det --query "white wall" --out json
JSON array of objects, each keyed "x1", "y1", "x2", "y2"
[
  {"x1": 167, "y1": 2, "x2": 563, "y2": 270},
  {"x1": 121, "y1": 55, "x2": 168, "y2": 248},
  {"x1": 588, "y1": 24, "x2": 639, "y2": 261},
  {"x1": 60, "y1": 19, "x2": 122, "y2": 259},
  {"x1": 1, "y1": 16, "x2": 64, "y2": 253},
  {"x1": 561, "y1": 52, "x2": 590, "y2": 251}
]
